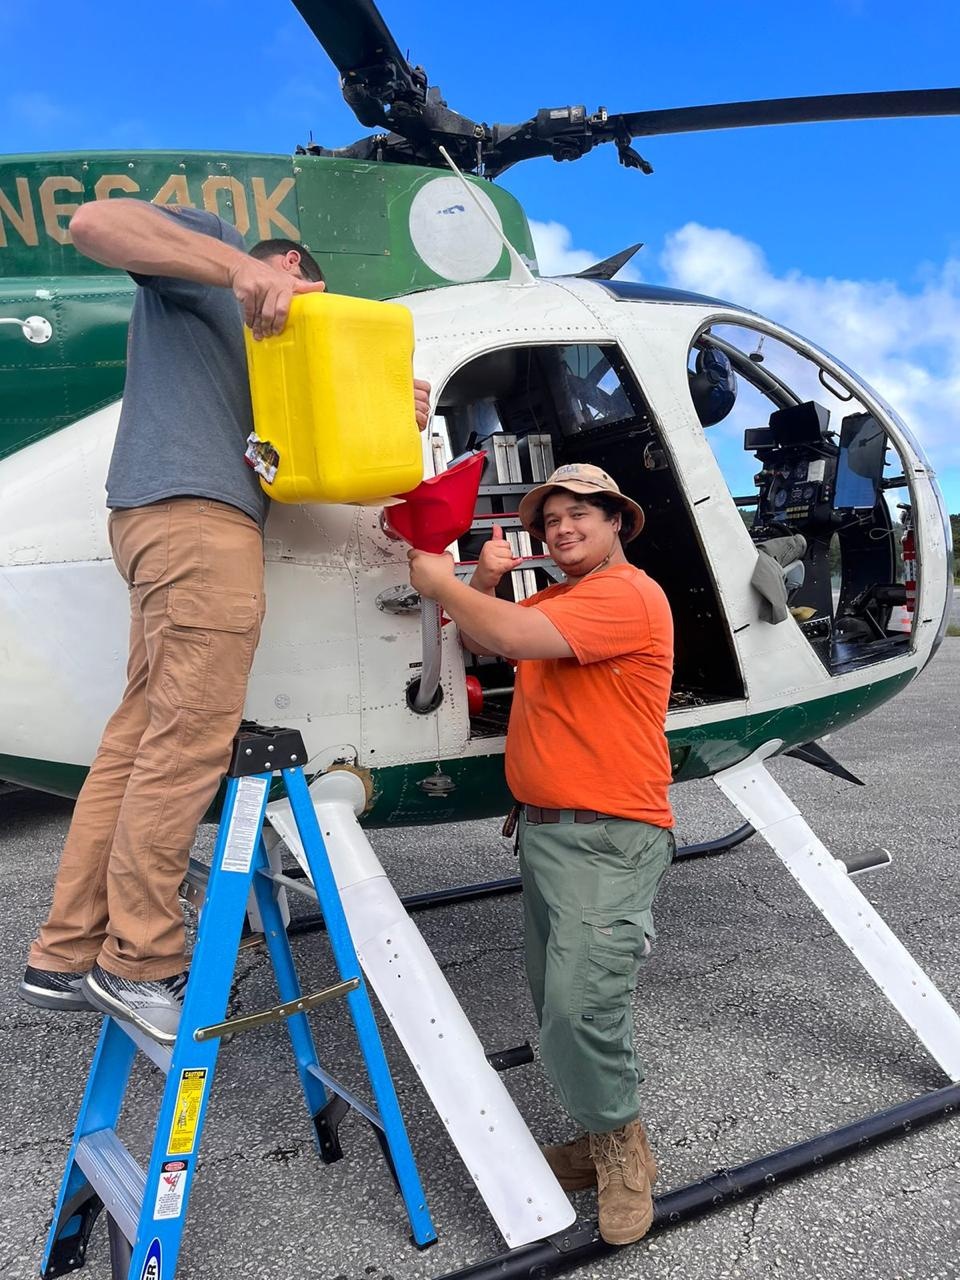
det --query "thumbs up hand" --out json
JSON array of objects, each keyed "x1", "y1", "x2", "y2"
[{"x1": 473, "y1": 523, "x2": 522, "y2": 593}]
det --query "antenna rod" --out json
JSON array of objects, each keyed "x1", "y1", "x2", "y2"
[{"x1": 437, "y1": 146, "x2": 537, "y2": 287}]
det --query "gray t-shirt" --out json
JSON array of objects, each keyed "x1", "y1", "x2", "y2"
[{"x1": 106, "y1": 206, "x2": 268, "y2": 528}]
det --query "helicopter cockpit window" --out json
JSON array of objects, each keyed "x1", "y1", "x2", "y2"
[
  {"x1": 688, "y1": 324, "x2": 913, "y2": 673},
  {"x1": 433, "y1": 341, "x2": 745, "y2": 740},
  {"x1": 436, "y1": 344, "x2": 645, "y2": 458},
  {"x1": 550, "y1": 345, "x2": 636, "y2": 433}
]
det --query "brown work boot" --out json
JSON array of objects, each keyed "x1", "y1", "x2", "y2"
[
  {"x1": 543, "y1": 1125, "x2": 658, "y2": 1191},
  {"x1": 589, "y1": 1120, "x2": 655, "y2": 1245}
]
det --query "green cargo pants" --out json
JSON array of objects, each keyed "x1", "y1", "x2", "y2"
[{"x1": 518, "y1": 813, "x2": 674, "y2": 1134}]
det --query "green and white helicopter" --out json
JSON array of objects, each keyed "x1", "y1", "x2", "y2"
[{"x1": 2, "y1": 0, "x2": 959, "y2": 1270}]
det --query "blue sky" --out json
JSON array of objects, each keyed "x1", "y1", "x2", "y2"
[{"x1": 3, "y1": 0, "x2": 959, "y2": 510}]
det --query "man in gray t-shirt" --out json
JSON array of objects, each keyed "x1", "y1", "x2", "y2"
[
  {"x1": 107, "y1": 206, "x2": 270, "y2": 526},
  {"x1": 19, "y1": 199, "x2": 429, "y2": 1044}
]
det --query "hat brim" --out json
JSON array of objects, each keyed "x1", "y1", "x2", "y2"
[{"x1": 518, "y1": 479, "x2": 645, "y2": 544}]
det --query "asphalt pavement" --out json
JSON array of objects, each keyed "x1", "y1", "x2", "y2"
[{"x1": 2, "y1": 644, "x2": 959, "y2": 1280}]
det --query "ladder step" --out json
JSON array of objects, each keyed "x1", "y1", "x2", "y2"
[
  {"x1": 117, "y1": 1021, "x2": 173, "y2": 1074},
  {"x1": 75, "y1": 1130, "x2": 145, "y2": 1246}
]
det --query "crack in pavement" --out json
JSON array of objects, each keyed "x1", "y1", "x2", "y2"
[
  {"x1": 900, "y1": 1160, "x2": 960, "y2": 1195},
  {"x1": 439, "y1": 943, "x2": 525, "y2": 974},
  {"x1": 729, "y1": 1194, "x2": 764, "y2": 1269},
  {"x1": 670, "y1": 926, "x2": 836, "y2": 983},
  {"x1": 669, "y1": 1113, "x2": 742, "y2": 1149}
]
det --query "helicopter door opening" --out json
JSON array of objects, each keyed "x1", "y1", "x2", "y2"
[
  {"x1": 431, "y1": 342, "x2": 745, "y2": 739},
  {"x1": 688, "y1": 323, "x2": 914, "y2": 674}
]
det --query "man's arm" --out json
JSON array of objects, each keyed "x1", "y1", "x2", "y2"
[
  {"x1": 408, "y1": 548, "x2": 573, "y2": 661},
  {"x1": 69, "y1": 199, "x2": 324, "y2": 338},
  {"x1": 458, "y1": 524, "x2": 521, "y2": 655}
]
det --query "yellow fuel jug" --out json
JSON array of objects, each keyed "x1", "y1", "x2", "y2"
[{"x1": 244, "y1": 292, "x2": 423, "y2": 504}]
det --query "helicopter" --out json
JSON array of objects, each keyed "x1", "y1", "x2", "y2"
[{"x1": 2, "y1": 0, "x2": 960, "y2": 1272}]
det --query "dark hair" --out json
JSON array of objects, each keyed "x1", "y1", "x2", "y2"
[
  {"x1": 249, "y1": 238, "x2": 324, "y2": 283},
  {"x1": 538, "y1": 489, "x2": 637, "y2": 542},
  {"x1": 579, "y1": 492, "x2": 639, "y2": 541}
]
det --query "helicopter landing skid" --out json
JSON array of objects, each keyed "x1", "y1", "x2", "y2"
[
  {"x1": 434, "y1": 1080, "x2": 960, "y2": 1279},
  {"x1": 431, "y1": 744, "x2": 960, "y2": 1278},
  {"x1": 276, "y1": 820, "x2": 755, "y2": 939}
]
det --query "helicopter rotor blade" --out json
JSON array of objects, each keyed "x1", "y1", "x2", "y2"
[
  {"x1": 610, "y1": 87, "x2": 960, "y2": 140},
  {"x1": 481, "y1": 87, "x2": 960, "y2": 176},
  {"x1": 295, "y1": 12, "x2": 960, "y2": 179},
  {"x1": 291, "y1": 0, "x2": 424, "y2": 129},
  {"x1": 291, "y1": 0, "x2": 406, "y2": 79}
]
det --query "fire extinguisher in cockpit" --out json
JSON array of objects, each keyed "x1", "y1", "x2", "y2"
[{"x1": 900, "y1": 507, "x2": 917, "y2": 615}]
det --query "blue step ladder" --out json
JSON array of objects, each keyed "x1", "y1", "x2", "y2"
[{"x1": 42, "y1": 724, "x2": 437, "y2": 1278}]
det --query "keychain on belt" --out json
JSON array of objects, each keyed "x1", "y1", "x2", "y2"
[{"x1": 502, "y1": 802, "x2": 521, "y2": 856}]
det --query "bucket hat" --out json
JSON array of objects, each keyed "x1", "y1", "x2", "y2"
[{"x1": 517, "y1": 463, "x2": 645, "y2": 543}]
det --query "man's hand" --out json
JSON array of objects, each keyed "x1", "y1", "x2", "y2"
[
  {"x1": 472, "y1": 524, "x2": 522, "y2": 593},
  {"x1": 408, "y1": 548, "x2": 456, "y2": 601},
  {"x1": 230, "y1": 257, "x2": 326, "y2": 340},
  {"x1": 413, "y1": 379, "x2": 431, "y2": 431}
]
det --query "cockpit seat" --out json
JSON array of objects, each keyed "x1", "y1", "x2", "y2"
[{"x1": 751, "y1": 533, "x2": 808, "y2": 623}]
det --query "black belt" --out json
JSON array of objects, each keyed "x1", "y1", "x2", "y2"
[{"x1": 523, "y1": 805, "x2": 617, "y2": 825}]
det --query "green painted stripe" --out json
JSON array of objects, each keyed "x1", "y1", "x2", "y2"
[
  {"x1": 1, "y1": 152, "x2": 535, "y2": 460},
  {"x1": 365, "y1": 666, "x2": 915, "y2": 825},
  {"x1": 0, "y1": 666, "x2": 914, "y2": 823}
]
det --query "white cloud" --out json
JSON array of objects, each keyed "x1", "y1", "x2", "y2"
[
  {"x1": 530, "y1": 219, "x2": 642, "y2": 281},
  {"x1": 660, "y1": 222, "x2": 960, "y2": 472},
  {"x1": 524, "y1": 216, "x2": 959, "y2": 506}
]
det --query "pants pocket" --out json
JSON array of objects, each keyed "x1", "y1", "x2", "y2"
[
  {"x1": 598, "y1": 821, "x2": 674, "y2": 939},
  {"x1": 109, "y1": 505, "x2": 171, "y2": 586},
  {"x1": 161, "y1": 586, "x2": 262, "y2": 712},
  {"x1": 578, "y1": 907, "x2": 649, "y2": 1026}
]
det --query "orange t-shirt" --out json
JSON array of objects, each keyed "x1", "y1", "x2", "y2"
[{"x1": 504, "y1": 563, "x2": 674, "y2": 826}]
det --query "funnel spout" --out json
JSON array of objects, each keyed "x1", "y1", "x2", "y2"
[{"x1": 413, "y1": 600, "x2": 443, "y2": 711}]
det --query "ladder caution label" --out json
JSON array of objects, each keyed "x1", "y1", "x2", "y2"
[
  {"x1": 167, "y1": 1068, "x2": 207, "y2": 1156},
  {"x1": 221, "y1": 775, "x2": 268, "y2": 873},
  {"x1": 153, "y1": 1163, "x2": 189, "y2": 1220}
]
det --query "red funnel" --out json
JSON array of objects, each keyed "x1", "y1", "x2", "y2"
[{"x1": 386, "y1": 452, "x2": 485, "y2": 554}]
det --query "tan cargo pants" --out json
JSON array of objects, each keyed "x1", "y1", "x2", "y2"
[{"x1": 28, "y1": 498, "x2": 265, "y2": 981}]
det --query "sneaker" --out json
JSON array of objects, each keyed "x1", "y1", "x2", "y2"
[
  {"x1": 589, "y1": 1120, "x2": 655, "y2": 1246},
  {"x1": 83, "y1": 964, "x2": 187, "y2": 1045},
  {"x1": 18, "y1": 965, "x2": 93, "y2": 1012},
  {"x1": 544, "y1": 1126, "x2": 659, "y2": 1192}
]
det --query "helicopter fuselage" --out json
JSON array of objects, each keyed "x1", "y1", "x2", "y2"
[{"x1": 0, "y1": 244, "x2": 950, "y2": 822}]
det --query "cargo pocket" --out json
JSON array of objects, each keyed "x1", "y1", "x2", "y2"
[
  {"x1": 578, "y1": 907, "x2": 650, "y2": 1026},
  {"x1": 161, "y1": 587, "x2": 261, "y2": 712}
]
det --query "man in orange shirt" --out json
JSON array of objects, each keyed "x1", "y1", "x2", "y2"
[{"x1": 407, "y1": 463, "x2": 674, "y2": 1245}]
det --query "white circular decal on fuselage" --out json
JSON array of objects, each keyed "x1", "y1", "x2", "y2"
[{"x1": 408, "y1": 176, "x2": 505, "y2": 282}]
